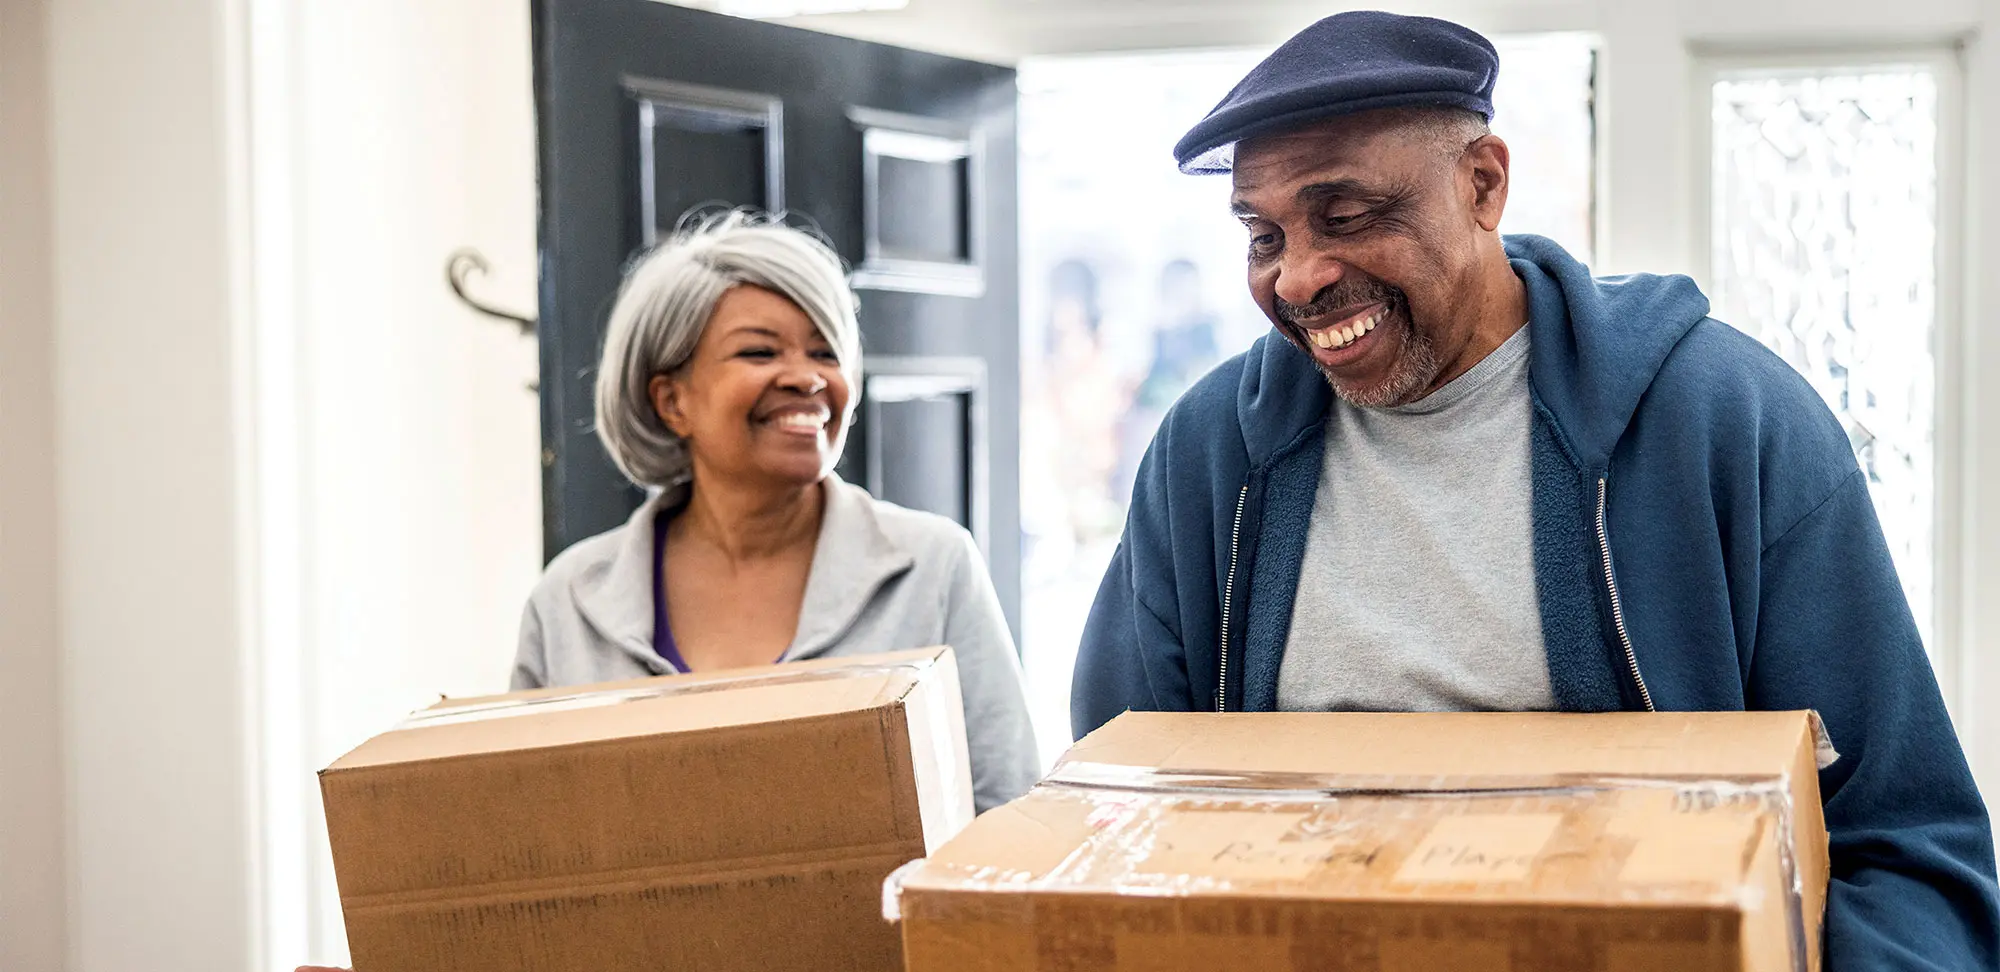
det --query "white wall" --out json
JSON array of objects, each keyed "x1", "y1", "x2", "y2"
[
  {"x1": 6, "y1": 1, "x2": 545, "y2": 966},
  {"x1": 291, "y1": 0, "x2": 540, "y2": 735},
  {"x1": 276, "y1": 0, "x2": 544, "y2": 963},
  {"x1": 6, "y1": 0, "x2": 545, "y2": 967},
  {"x1": 44, "y1": 0, "x2": 259, "y2": 968},
  {"x1": 0, "y1": 0, "x2": 68, "y2": 969}
]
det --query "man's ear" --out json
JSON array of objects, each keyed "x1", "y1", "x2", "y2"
[{"x1": 1464, "y1": 133, "x2": 1511, "y2": 233}]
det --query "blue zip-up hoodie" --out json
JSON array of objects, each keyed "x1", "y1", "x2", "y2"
[{"x1": 1073, "y1": 235, "x2": 1998, "y2": 969}]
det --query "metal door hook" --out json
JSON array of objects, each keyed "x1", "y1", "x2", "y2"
[{"x1": 446, "y1": 248, "x2": 538, "y2": 336}]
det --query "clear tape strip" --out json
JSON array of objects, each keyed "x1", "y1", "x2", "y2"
[
  {"x1": 882, "y1": 858, "x2": 926, "y2": 923},
  {"x1": 922, "y1": 669, "x2": 973, "y2": 844},
  {"x1": 1046, "y1": 760, "x2": 1790, "y2": 797},
  {"x1": 1807, "y1": 711, "x2": 1842, "y2": 769},
  {"x1": 395, "y1": 660, "x2": 933, "y2": 730}
]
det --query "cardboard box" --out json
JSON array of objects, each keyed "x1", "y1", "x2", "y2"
[
  {"x1": 892, "y1": 711, "x2": 1833, "y2": 972},
  {"x1": 321, "y1": 646, "x2": 974, "y2": 972}
]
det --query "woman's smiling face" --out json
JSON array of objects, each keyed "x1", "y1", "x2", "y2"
[{"x1": 650, "y1": 284, "x2": 851, "y2": 489}]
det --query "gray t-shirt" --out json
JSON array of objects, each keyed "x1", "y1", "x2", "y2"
[{"x1": 1277, "y1": 326, "x2": 1554, "y2": 712}]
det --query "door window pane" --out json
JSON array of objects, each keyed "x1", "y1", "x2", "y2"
[{"x1": 1709, "y1": 67, "x2": 1938, "y2": 649}]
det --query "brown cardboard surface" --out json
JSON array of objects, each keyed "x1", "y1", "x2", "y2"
[
  {"x1": 897, "y1": 711, "x2": 1829, "y2": 972},
  {"x1": 331, "y1": 650, "x2": 942, "y2": 770},
  {"x1": 1058, "y1": 711, "x2": 1824, "y2": 782},
  {"x1": 321, "y1": 647, "x2": 972, "y2": 972}
]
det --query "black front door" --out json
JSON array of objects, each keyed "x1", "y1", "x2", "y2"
[{"x1": 532, "y1": 0, "x2": 1022, "y2": 631}]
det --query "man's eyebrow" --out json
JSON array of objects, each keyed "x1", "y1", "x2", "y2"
[
  {"x1": 1296, "y1": 179, "x2": 1380, "y2": 205},
  {"x1": 1231, "y1": 177, "x2": 1384, "y2": 218}
]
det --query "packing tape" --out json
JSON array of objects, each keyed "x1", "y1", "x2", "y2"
[
  {"x1": 882, "y1": 858, "x2": 924, "y2": 923},
  {"x1": 1807, "y1": 711, "x2": 1841, "y2": 770},
  {"x1": 905, "y1": 771, "x2": 1810, "y2": 972}
]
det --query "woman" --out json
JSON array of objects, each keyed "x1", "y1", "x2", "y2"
[
  {"x1": 296, "y1": 213, "x2": 1040, "y2": 972},
  {"x1": 516, "y1": 211, "x2": 1039, "y2": 813}
]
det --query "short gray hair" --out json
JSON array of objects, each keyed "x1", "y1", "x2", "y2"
[{"x1": 594, "y1": 210, "x2": 863, "y2": 489}]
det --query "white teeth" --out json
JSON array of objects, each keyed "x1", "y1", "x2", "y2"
[
  {"x1": 774, "y1": 412, "x2": 824, "y2": 430},
  {"x1": 1306, "y1": 306, "x2": 1390, "y2": 352}
]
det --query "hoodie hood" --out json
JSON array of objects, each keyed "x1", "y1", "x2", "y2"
[
  {"x1": 1231, "y1": 234, "x2": 1711, "y2": 472},
  {"x1": 1507, "y1": 234, "x2": 1710, "y2": 472}
]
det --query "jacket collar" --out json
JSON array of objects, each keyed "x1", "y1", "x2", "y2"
[
  {"x1": 1507, "y1": 234, "x2": 1709, "y2": 474},
  {"x1": 569, "y1": 474, "x2": 915, "y2": 672},
  {"x1": 792, "y1": 476, "x2": 917, "y2": 657}
]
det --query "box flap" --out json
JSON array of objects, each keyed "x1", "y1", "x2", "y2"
[
  {"x1": 326, "y1": 647, "x2": 947, "y2": 772},
  {"x1": 1059, "y1": 711, "x2": 1821, "y2": 785}
]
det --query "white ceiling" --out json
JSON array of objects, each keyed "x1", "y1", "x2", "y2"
[
  {"x1": 663, "y1": 0, "x2": 1984, "y2": 66},
  {"x1": 759, "y1": 0, "x2": 1598, "y2": 64}
]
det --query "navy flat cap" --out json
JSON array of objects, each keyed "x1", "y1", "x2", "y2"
[{"x1": 1174, "y1": 11, "x2": 1499, "y2": 173}]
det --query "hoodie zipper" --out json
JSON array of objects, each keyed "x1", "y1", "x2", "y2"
[
  {"x1": 1217, "y1": 485, "x2": 1250, "y2": 712},
  {"x1": 1595, "y1": 477, "x2": 1655, "y2": 711}
]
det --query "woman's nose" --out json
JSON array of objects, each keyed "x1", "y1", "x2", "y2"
[{"x1": 777, "y1": 365, "x2": 827, "y2": 395}]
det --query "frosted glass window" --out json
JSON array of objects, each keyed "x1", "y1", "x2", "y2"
[{"x1": 1709, "y1": 68, "x2": 1938, "y2": 648}]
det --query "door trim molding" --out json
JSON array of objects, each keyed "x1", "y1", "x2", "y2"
[
  {"x1": 623, "y1": 74, "x2": 785, "y2": 243},
  {"x1": 846, "y1": 106, "x2": 985, "y2": 297},
  {"x1": 861, "y1": 355, "x2": 990, "y2": 554}
]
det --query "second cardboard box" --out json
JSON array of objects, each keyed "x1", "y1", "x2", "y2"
[{"x1": 893, "y1": 710, "x2": 1832, "y2": 972}]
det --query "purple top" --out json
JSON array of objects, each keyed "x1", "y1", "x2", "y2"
[
  {"x1": 651, "y1": 511, "x2": 693, "y2": 672},
  {"x1": 651, "y1": 509, "x2": 788, "y2": 672}
]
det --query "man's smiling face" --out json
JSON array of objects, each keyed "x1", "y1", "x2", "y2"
[{"x1": 1230, "y1": 108, "x2": 1502, "y2": 407}]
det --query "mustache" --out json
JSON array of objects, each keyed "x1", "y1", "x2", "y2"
[{"x1": 1274, "y1": 282, "x2": 1404, "y2": 326}]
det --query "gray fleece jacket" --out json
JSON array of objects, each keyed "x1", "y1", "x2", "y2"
[{"x1": 512, "y1": 475, "x2": 1041, "y2": 813}]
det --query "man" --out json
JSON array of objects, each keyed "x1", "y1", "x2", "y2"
[{"x1": 1070, "y1": 11, "x2": 1997, "y2": 969}]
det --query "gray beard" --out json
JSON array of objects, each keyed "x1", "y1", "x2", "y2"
[{"x1": 1319, "y1": 316, "x2": 1443, "y2": 409}]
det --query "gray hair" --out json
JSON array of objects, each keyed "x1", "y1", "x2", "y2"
[{"x1": 594, "y1": 210, "x2": 863, "y2": 489}]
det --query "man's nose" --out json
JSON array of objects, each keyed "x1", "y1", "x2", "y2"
[{"x1": 1273, "y1": 249, "x2": 1344, "y2": 310}]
